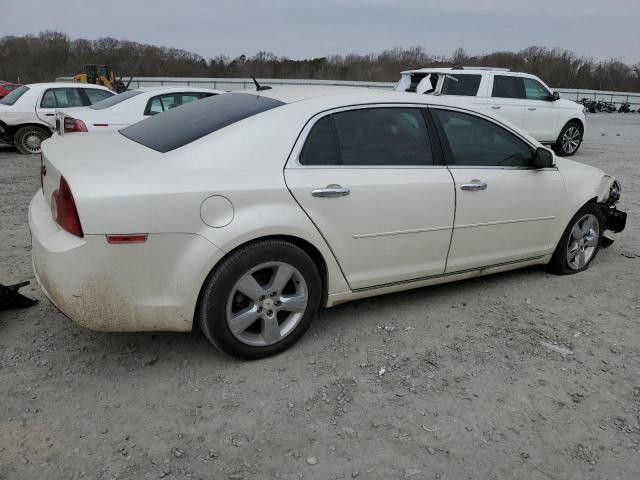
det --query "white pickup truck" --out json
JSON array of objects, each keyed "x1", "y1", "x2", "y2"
[{"x1": 394, "y1": 67, "x2": 586, "y2": 156}]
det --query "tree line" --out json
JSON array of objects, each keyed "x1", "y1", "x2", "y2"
[{"x1": 1, "y1": 31, "x2": 639, "y2": 92}]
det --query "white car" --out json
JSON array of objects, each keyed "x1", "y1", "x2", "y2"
[
  {"x1": 29, "y1": 86, "x2": 626, "y2": 359},
  {"x1": 0, "y1": 82, "x2": 114, "y2": 154},
  {"x1": 55, "y1": 86, "x2": 224, "y2": 135},
  {"x1": 394, "y1": 67, "x2": 587, "y2": 156}
]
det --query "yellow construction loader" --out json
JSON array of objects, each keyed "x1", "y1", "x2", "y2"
[{"x1": 73, "y1": 65, "x2": 131, "y2": 93}]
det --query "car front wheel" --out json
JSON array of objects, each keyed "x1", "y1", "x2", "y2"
[
  {"x1": 554, "y1": 121, "x2": 583, "y2": 156},
  {"x1": 548, "y1": 203, "x2": 603, "y2": 275},
  {"x1": 14, "y1": 125, "x2": 50, "y2": 155},
  {"x1": 198, "y1": 240, "x2": 322, "y2": 359}
]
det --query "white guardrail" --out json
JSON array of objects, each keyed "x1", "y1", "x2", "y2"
[{"x1": 57, "y1": 77, "x2": 640, "y2": 106}]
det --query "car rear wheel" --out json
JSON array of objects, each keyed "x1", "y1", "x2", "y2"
[
  {"x1": 554, "y1": 121, "x2": 582, "y2": 157},
  {"x1": 198, "y1": 240, "x2": 321, "y2": 359},
  {"x1": 14, "y1": 125, "x2": 50, "y2": 155},
  {"x1": 548, "y1": 203, "x2": 603, "y2": 275}
]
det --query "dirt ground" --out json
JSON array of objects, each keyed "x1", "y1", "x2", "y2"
[{"x1": 1, "y1": 114, "x2": 639, "y2": 480}]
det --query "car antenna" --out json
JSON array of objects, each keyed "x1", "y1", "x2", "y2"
[{"x1": 252, "y1": 77, "x2": 272, "y2": 91}]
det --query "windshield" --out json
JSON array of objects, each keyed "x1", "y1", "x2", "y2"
[
  {"x1": 1, "y1": 85, "x2": 29, "y2": 105},
  {"x1": 120, "y1": 93, "x2": 285, "y2": 153},
  {"x1": 89, "y1": 90, "x2": 142, "y2": 110}
]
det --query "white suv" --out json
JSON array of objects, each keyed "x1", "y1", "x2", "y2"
[{"x1": 394, "y1": 67, "x2": 586, "y2": 156}]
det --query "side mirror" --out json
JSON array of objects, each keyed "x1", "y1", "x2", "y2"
[
  {"x1": 533, "y1": 147, "x2": 554, "y2": 168},
  {"x1": 551, "y1": 91, "x2": 560, "y2": 101}
]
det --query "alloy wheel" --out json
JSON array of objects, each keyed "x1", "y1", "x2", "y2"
[
  {"x1": 566, "y1": 214, "x2": 599, "y2": 270},
  {"x1": 562, "y1": 126, "x2": 581, "y2": 154},
  {"x1": 226, "y1": 261, "x2": 308, "y2": 346}
]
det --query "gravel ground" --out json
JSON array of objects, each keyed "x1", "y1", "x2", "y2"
[{"x1": 1, "y1": 114, "x2": 639, "y2": 480}]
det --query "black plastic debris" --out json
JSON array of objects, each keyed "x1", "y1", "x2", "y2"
[{"x1": 0, "y1": 281, "x2": 38, "y2": 311}]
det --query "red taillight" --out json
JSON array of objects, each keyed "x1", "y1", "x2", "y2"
[
  {"x1": 64, "y1": 117, "x2": 88, "y2": 133},
  {"x1": 51, "y1": 176, "x2": 83, "y2": 237}
]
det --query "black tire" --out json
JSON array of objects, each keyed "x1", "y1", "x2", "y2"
[
  {"x1": 547, "y1": 203, "x2": 604, "y2": 275},
  {"x1": 553, "y1": 121, "x2": 583, "y2": 157},
  {"x1": 198, "y1": 240, "x2": 322, "y2": 359},
  {"x1": 14, "y1": 125, "x2": 50, "y2": 155}
]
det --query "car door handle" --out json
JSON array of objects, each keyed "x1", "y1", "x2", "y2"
[
  {"x1": 491, "y1": 106, "x2": 501, "y2": 110},
  {"x1": 311, "y1": 184, "x2": 350, "y2": 198},
  {"x1": 528, "y1": 107, "x2": 537, "y2": 111},
  {"x1": 460, "y1": 180, "x2": 488, "y2": 191},
  {"x1": 44, "y1": 113, "x2": 55, "y2": 116}
]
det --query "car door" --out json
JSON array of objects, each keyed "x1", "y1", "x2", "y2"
[
  {"x1": 36, "y1": 88, "x2": 85, "y2": 127},
  {"x1": 521, "y1": 77, "x2": 559, "y2": 142},
  {"x1": 487, "y1": 74, "x2": 526, "y2": 128},
  {"x1": 285, "y1": 106, "x2": 455, "y2": 290},
  {"x1": 430, "y1": 107, "x2": 564, "y2": 273}
]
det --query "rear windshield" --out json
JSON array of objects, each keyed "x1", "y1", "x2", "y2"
[
  {"x1": 441, "y1": 74, "x2": 481, "y2": 96},
  {"x1": 89, "y1": 90, "x2": 143, "y2": 110},
  {"x1": 120, "y1": 93, "x2": 285, "y2": 153},
  {"x1": 1, "y1": 85, "x2": 29, "y2": 105}
]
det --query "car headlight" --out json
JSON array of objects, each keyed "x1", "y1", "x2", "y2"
[{"x1": 608, "y1": 180, "x2": 622, "y2": 203}]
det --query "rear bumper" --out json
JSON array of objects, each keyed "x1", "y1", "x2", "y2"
[{"x1": 29, "y1": 191, "x2": 224, "y2": 332}]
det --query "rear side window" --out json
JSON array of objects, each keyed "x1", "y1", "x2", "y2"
[
  {"x1": 432, "y1": 109, "x2": 533, "y2": 167},
  {"x1": 84, "y1": 89, "x2": 114, "y2": 105},
  {"x1": 300, "y1": 108, "x2": 433, "y2": 166},
  {"x1": 492, "y1": 75, "x2": 524, "y2": 99},
  {"x1": 89, "y1": 90, "x2": 142, "y2": 110},
  {"x1": 121, "y1": 93, "x2": 284, "y2": 153},
  {"x1": 145, "y1": 92, "x2": 216, "y2": 116},
  {"x1": 441, "y1": 74, "x2": 481, "y2": 96},
  {"x1": 0, "y1": 85, "x2": 29, "y2": 105}
]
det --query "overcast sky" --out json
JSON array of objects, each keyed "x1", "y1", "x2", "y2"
[{"x1": 1, "y1": 0, "x2": 638, "y2": 63}]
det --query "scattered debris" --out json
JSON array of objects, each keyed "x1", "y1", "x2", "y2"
[
  {"x1": 540, "y1": 341, "x2": 573, "y2": 356},
  {"x1": 306, "y1": 456, "x2": 318, "y2": 465}
]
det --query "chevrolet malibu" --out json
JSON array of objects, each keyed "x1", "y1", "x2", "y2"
[{"x1": 29, "y1": 86, "x2": 626, "y2": 359}]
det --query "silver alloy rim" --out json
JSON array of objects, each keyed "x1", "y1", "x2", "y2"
[
  {"x1": 226, "y1": 261, "x2": 308, "y2": 346},
  {"x1": 21, "y1": 130, "x2": 45, "y2": 154},
  {"x1": 566, "y1": 214, "x2": 599, "y2": 270},
  {"x1": 562, "y1": 126, "x2": 581, "y2": 154}
]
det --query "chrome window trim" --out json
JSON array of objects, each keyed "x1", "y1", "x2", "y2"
[{"x1": 286, "y1": 102, "x2": 555, "y2": 171}]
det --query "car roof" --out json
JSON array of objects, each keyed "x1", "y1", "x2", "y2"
[
  {"x1": 244, "y1": 86, "x2": 542, "y2": 146},
  {"x1": 26, "y1": 82, "x2": 113, "y2": 91},
  {"x1": 134, "y1": 86, "x2": 224, "y2": 94},
  {"x1": 399, "y1": 67, "x2": 545, "y2": 78}
]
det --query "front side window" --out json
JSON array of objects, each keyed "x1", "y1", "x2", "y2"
[
  {"x1": 492, "y1": 75, "x2": 524, "y2": 99},
  {"x1": 441, "y1": 74, "x2": 481, "y2": 96},
  {"x1": 1, "y1": 85, "x2": 29, "y2": 105},
  {"x1": 433, "y1": 109, "x2": 533, "y2": 167},
  {"x1": 300, "y1": 108, "x2": 433, "y2": 166},
  {"x1": 40, "y1": 88, "x2": 84, "y2": 108},
  {"x1": 523, "y1": 78, "x2": 551, "y2": 100}
]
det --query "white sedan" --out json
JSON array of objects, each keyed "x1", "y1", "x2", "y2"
[
  {"x1": 55, "y1": 86, "x2": 224, "y2": 134},
  {"x1": 0, "y1": 82, "x2": 114, "y2": 154},
  {"x1": 29, "y1": 86, "x2": 626, "y2": 359}
]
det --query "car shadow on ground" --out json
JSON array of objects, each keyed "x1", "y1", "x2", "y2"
[{"x1": 1, "y1": 264, "x2": 558, "y2": 371}]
